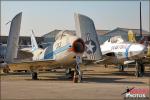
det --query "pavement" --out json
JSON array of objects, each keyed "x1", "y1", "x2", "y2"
[{"x1": 1, "y1": 64, "x2": 150, "y2": 100}]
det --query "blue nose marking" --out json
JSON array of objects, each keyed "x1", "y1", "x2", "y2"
[{"x1": 125, "y1": 44, "x2": 132, "y2": 60}]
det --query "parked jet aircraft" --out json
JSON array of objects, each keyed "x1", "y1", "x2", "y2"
[
  {"x1": 96, "y1": 35, "x2": 147, "y2": 77},
  {"x1": 5, "y1": 13, "x2": 147, "y2": 83},
  {"x1": 7, "y1": 13, "x2": 102, "y2": 83},
  {"x1": 97, "y1": 1, "x2": 148, "y2": 76}
]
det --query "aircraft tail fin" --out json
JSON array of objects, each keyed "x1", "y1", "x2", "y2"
[
  {"x1": 5, "y1": 12, "x2": 22, "y2": 63},
  {"x1": 74, "y1": 13, "x2": 102, "y2": 60},
  {"x1": 31, "y1": 30, "x2": 38, "y2": 52}
]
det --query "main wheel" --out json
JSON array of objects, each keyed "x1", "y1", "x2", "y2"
[
  {"x1": 104, "y1": 64, "x2": 108, "y2": 68},
  {"x1": 119, "y1": 65, "x2": 124, "y2": 71},
  {"x1": 140, "y1": 64, "x2": 145, "y2": 77},
  {"x1": 31, "y1": 72, "x2": 38, "y2": 80},
  {"x1": 139, "y1": 60, "x2": 145, "y2": 77},
  {"x1": 73, "y1": 75, "x2": 78, "y2": 83},
  {"x1": 135, "y1": 60, "x2": 140, "y2": 77}
]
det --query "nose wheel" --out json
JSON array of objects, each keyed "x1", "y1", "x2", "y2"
[
  {"x1": 73, "y1": 56, "x2": 83, "y2": 83},
  {"x1": 73, "y1": 64, "x2": 82, "y2": 83},
  {"x1": 135, "y1": 59, "x2": 145, "y2": 77},
  {"x1": 31, "y1": 72, "x2": 38, "y2": 80}
]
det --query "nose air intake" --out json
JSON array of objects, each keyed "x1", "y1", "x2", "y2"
[{"x1": 72, "y1": 38, "x2": 85, "y2": 54}]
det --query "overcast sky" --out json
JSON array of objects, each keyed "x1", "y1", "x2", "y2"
[{"x1": 1, "y1": 1, "x2": 149, "y2": 36}]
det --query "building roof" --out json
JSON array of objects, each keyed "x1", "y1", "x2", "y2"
[
  {"x1": 42, "y1": 29, "x2": 61, "y2": 38},
  {"x1": 44, "y1": 28, "x2": 149, "y2": 37},
  {"x1": 106, "y1": 27, "x2": 150, "y2": 36},
  {"x1": 96, "y1": 30, "x2": 110, "y2": 35},
  {"x1": 43, "y1": 29, "x2": 110, "y2": 37}
]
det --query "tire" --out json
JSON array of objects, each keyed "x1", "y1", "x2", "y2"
[
  {"x1": 119, "y1": 65, "x2": 124, "y2": 71},
  {"x1": 135, "y1": 60, "x2": 140, "y2": 77},
  {"x1": 140, "y1": 62, "x2": 145, "y2": 77},
  {"x1": 73, "y1": 75, "x2": 78, "y2": 83},
  {"x1": 31, "y1": 72, "x2": 38, "y2": 80}
]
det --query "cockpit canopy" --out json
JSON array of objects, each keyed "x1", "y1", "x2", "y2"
[
  {"x1": 104, "y1": 36, "x2": 125, "y2": 44},
  {"x1": 55, "y1": 30, "x2": 76, "y2": 40}
]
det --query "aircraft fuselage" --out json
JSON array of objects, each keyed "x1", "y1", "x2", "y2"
[
  {"x1": 101, "y1": 42, "x2": 146, "y2": 64},
  {"x1": 32, "y1": 32, "x2": 85, "y2": 67}
]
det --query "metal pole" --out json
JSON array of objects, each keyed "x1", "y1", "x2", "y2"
[{"x1": 140, "y1": 2, "x2": 142, "y2": 38}]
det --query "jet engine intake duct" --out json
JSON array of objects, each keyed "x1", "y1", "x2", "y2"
[{"x1": 73, "y1": 38, "x2": 85, "y2": 54}]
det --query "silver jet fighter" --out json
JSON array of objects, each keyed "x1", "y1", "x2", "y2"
[{"x1": 8, "y1": 13, "x2": 102, "y2": 83}]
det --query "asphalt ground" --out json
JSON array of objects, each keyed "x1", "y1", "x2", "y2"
[{"x1": 1, "y1": 64, "x2": 150, "y2": 100}]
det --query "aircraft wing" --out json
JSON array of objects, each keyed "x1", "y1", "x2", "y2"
[
  {"x1": 124, "y1": 60, "x2": 135, "y2": 65},
  {"x1": 8, "y1": 59, "x2": 59, "y2": 71},
  {"x1": 89, "y1": 52, "x2": 116, "y2": 64}
]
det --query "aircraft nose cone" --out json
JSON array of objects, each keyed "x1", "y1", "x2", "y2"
[
  {"x1": 131, "y1": 44, "x2": 145, "y2": 51},
  {"x1": 139, "y1": 44, "x2": 145, "y2": 51},
  {"x1": 139, "y1": 44, "x2": 149, "y2": 58},
  {"x1": 140, "y1": 44, "x2": 146, "y2": 52},
  {"x1": 129, "y1": 44, "x2": 146, "y2": 58}
]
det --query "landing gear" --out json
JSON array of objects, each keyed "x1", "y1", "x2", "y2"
[
  {"x1": 73, "y1": 56, "x2": 82, "y2": 83},
  {"x1": 104, "y1": 64, "x2": 108, "y2": 68},
  {"x1": 73, "y1": 64, "x2": 82, "y2": 83},
  {"x1": 66, "y1": 68, "x2": 74, "y2": 79},
  {"x1": 31, "y1": 72, "x2": 38, "y2": 80},
  {"x1": 135, "y1": 59, "x2": 145, "y2": 77},
  {"x1": 140, "y1": 62, "x2": 145, "y2": 76},
  {"x1": 119, "y1": 65, "x2": 124, "y2": 71}
]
